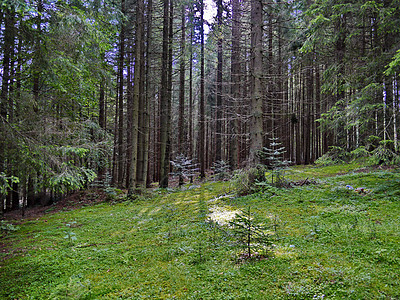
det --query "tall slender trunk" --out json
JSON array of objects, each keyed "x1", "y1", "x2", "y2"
[
  {"x1": 199, "y1": 0, "x2": 206, "y2": 178},
  {"x1": 128, "y1": 0, "x2": 144, "y2": 195},
  {"x1": 159, "y1": 0, "x2": 170, "y2": 187},
  {"x1": 215, "y1": 0, "x2": 223, "y2": 162},
  {"x1": 32, "y1": 0, "x2": 43, "y2": 109},
  {"x1": 315, "y1": 61, "x2": 321, "y2": 158},
  {"x1": 178, "y1": 4, "x2": 186, "y2": 155},
  {"x1": 1, "y1": 8, "x2": 15, "y2": 212},
  {"x1": 111, "y1": 87, "x2": 119, "y2": 185},
  {"x1": 144, "y1": 0, "x2": 153, "y2": 187},
  {"x1": 117, "y1": 0, "x2": 126, "y2": 187},
  {"x1": 305, "y1": 63, "x2": 312, "y2": 164},
  {"x1": 295, "y1": 71, "x2": 302, "y2": 164},
  {"x1": 136, "y1": 3, "x2": 147, "y2": 188},
  {"x1": 125, "y1": 49, "x2": 133, "y2": 188},
  {"x1": 249, "y1": 0, "x2": 263, "y2": 165},
  {"x1": 99, "y1": 77, "x2": 106, "y2": 129},
  {"x1": 336, "y1": 15, "x2": 346, "y2": 146},
  {"x1": 393, "y1": 77, "x2": 398, "y2": 151},
  {"x1": 7, "y1": 12, "x2": 16, "y2": 123},
  {"x1": 164, "y1": 0, "x2": 174, "y2": 183},
  {"x1": 1, "y1": 8, "x2": 13, "y2": 119},
  {"x1": 98, "y1": 74, "x2": 106, "y2": 185},
  {"x1": 189, "y1": 25, "x2": 194, "y2": 162},
  {"x1": 229, "y1": 0, "x2": 240, "y2": 169},
  {"x1": 266, "y1": 9, "x2": 273, "y2": 143}
]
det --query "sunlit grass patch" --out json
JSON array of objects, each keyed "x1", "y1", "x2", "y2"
[{"x1": 207, "y1": 205, "x2": 240, "y2": 225}]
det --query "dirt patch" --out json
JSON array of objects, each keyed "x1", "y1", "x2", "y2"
[
  {"x1": 353, "y1": 165, "x2": 397, "y2": 173},
  {"x1": 2, "y1": 189, "x2": 108, "y2": 222}
]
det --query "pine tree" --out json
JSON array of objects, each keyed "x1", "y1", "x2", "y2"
[
  {"x1": 229, "y1": 207, "x2": 273, "y2": 259},
  {"x1": 258, "y1": 137, "x2": 290, "y2": 186}
]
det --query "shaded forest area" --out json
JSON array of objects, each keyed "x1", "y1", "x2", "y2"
[{"x1": 1, "y1": 0, "x2": 400, "y2": 212}]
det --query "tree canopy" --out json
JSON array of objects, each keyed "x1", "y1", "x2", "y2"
[{"x1": 1, "y1": 0, "x2": 399, "y2": 211}]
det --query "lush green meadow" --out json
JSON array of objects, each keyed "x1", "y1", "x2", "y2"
[{"x1": 1, "y1": 164, "x2": 400, "y2": 299}]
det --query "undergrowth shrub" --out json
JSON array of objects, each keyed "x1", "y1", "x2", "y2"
[
  {"x1": 350, "y1": 146, "x2": 370, "y2": 159},
  {"x1": 314, "y1": 154, "x2": 336, "y2": 166},
  {"x1": 315, "y1": 146, "x2": 350, "y2": 166},
  {"x1": 50, "y1": 275, "x2": 92, "y2": 299},
  {"x1": 0, "y1": 173, "x2": 19, "y2": 196},
  {"x1": 369, "y1": 141, "x2": 400, "y2": 166},
  {"x1": 231, "y1": 166, "x2": 267, "y2": 196},
  {"x1": 104, "y1": 187, "x2": 124, "y2": 202},
  {"x1": 367, "y1": 135, "x2": 381, "y2": 151},
  {"x1": 212, "y1": 160, "x2": 230, "y2": 181},
  {"x1": 0, "y1": 220, "x2": 19, "y2": 232},
  {"x1": 316, "y1": 141, "x2": 399, "y2": 167},
  {"x1": 170, "y1": 154, "x2": 197, "y2": 186},
  {"x1": 257, "y1": 138, "x2": 290, "y2": 187},
  {"x1": 229, "y1": 207, "x2": 273, "y2": 261},
  {"x1": 315, "y1": 146, "x2": 351, "y2": 166}
]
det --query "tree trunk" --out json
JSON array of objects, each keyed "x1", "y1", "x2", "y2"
[
  {"x1": 304, "y1": 63, "x2": 312, "y2": 164},
  {"x1": 136, "y1": 1, "x2": 147, "y2": 189},
  {"x1": 394, "y1": 77, "x2": 398, "y2": 151},
  {"x1": 1, "y1": 7, "x2": 13, "y2": 120},
  {"x1": 1, "y1": 8, "x2": 16, "y2": 212},
  {"x1": 159, "y1": 0, "x2": 170, "y2": 188},
  {"x1": 164, "y1": 0, "x2": 174, "y2": 183},
  {"x1": 117, "y1": 0, "x2": 126, "y2": 187},
  {"x1": 178, "y1": 4, "x2": 186, "y2": 155},
  {"x1": 215, "y1": 0, "x2": 223, "y2": 162},
  {"x1": 32, "y1": 0, "x2": 43, "y2": 110},
  {"x1": 229, "y1": 0, "x2": 240, "y2": 170},
  {"x1": 125, "y1": 49, "x2": 133, "y2": 189},
  {"x1": 99, "y1": 77, "x2": 106, "y2": 130},
  {"x1": 144, "y1": 0, "x2": 153, "y2": 187},
  {"x1": 249, "y1": 0, "x2": 263, "y2": 165},
  {"x1": 199, "y1": 0, "x2": 206, "y2": 178},
  {"x1": 189, "y1": 23, "x2": 194, "y2": 165},
  {"x1": 128, "y1": 0, "x2": 144, "y2": 196},
  {"x1": 315, "y1": 61, "x2": 321, "y2": 158},
  {"x1": 111, "y1": 87, "x2": 119, "y2": 185}
]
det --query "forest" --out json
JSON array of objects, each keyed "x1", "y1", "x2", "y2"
[
  {"x1": 1, "y1": 0, "x2": 400, "y2": 207},
  {"x1": 1, "y1": 0, "x2": 400, "y2": 298}
]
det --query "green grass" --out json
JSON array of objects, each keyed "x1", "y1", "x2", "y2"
[{"x1": 1, "y1": 166, "x2": 400, "y2": 299}]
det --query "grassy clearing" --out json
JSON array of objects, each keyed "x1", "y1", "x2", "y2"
[{"x1": 1, "y1": 165, "x2": 400, "y2": 299}]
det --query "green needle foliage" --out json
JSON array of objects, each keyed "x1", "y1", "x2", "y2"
[
  {"x1": 212, "y1": 160, "x2": 230, "y2": 181},
  {"x1": 170, "y1": 154, "x2": 198, "y2": 186},
  {"x1": 257, "y1": 137, "x2": 290, "y2": 187},
  {"x1": 229, "y1": 207, "x2": 273, "y2": 260}
]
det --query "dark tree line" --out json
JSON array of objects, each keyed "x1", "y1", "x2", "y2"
[{"x1": 1, "y1": 0, "x2": 400, "y2": 212}]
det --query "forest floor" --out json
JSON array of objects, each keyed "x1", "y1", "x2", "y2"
[{"x1": 1, "y1": 162, "x2": 400, "y2": 299}]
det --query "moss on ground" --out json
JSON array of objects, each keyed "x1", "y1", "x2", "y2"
[{"x1": 1, "y1": 166, "x2": 400, "y2": 299}]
